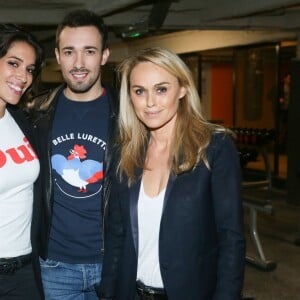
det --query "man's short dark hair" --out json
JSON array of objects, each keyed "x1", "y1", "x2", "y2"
[{"x1": 56, "y1": 9, "x2": 108, "y2": 50}]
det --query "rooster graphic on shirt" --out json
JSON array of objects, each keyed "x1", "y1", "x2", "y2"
[{"x1": 51, "y1": 144, "x2": 103, "y2": 193}]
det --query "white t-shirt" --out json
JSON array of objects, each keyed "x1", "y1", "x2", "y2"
[
  {"x1": 0, "y1": 109, "x2": 39, "y2": 257},
  {"x1": 137, "y1": 181, "x2": 166, "y2": 288}
]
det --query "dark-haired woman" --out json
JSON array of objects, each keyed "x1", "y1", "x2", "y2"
[{"x1": 0, "y1": 24, "x2": 43, "y2": 299}]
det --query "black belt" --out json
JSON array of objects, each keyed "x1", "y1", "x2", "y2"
[
  {"x1": 136, "y1": 280, "x2": 168, "y2": 300},
  {"x1": 0, "y1": 253, "x2": 32, "y2": 275}
]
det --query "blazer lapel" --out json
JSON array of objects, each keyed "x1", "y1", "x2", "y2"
[
  {"x1": 129, "y1": 179, "x2": 141, "y2": 256},
  {"x1": 129, "y1": 173, "x2": 176, "y2": 255},
  {"x1": 7, "y1": 106, "x2": 34, "y2": 147},
  {"x1": 162, "y1": 174, "x2": 176, "y2": 212}
]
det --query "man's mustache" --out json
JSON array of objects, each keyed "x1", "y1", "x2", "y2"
[{"x1": 70, "y1": 68, "x2": 89, "y2": 74}]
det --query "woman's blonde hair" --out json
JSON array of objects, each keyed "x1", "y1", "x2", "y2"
[{"x1": 117, "y1": 47, "x2": 225, "y2": 185}]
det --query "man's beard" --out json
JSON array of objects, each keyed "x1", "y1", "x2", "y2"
[{"x1": 65, "y1": 69, "x2": 101, "y2": 94}]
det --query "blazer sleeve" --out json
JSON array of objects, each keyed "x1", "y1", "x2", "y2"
[{"x1": 210, "y1": 133, "x2": 246, "y2": 300}]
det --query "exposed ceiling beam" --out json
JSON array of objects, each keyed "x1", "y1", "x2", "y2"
[
  {"x1": 0, "y1": 0, "x2": 143, "y2": 24},
  {"x1": 109, "y1": 29, "x2": 296, "y2": 61},
  {"x1": 88, "y1": 0, "x2": 143, "y2": 15},
  {"x1": 197, "y1": 0, "x2": 300, "y2": 21}
]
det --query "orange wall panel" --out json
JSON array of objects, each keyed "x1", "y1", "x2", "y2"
[{"x1": 210, "y1": 63, "x2": 234, "y2": 127}]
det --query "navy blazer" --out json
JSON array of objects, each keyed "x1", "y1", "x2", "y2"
[{"x1": 100, "y1": 132, "x2": 246, "y2": 300}]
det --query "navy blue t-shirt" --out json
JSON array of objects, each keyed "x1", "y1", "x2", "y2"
[{"x1": 48, "y1": 90, "x2": 109, "y2": 263}]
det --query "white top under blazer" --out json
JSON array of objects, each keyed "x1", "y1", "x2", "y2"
[{"x1": 137, "y1": 181, "x2": 166, "y2": 288}]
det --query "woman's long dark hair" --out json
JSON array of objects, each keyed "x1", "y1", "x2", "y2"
[{"x1": 0, "y1": 23, "x2": 44, "y2": 79}]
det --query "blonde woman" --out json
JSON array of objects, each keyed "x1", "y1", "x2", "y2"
[{"x1": 99, "y1": 47, "x2": 245, "y2": 300}]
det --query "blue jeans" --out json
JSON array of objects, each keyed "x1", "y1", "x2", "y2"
[{"x1": 40, "y1": 258, "x2": 102, "y2": 300}]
